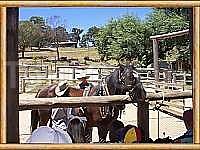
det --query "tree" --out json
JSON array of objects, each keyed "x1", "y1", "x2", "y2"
[
  {"x1": 162, "y1": 8, "x2": 191, "y2": 21},
  {"x1": 95, "y1": 15, "x2": 144, "y2": 62},
  {"x1": 95, "y1": 9, "x2": 190, "y2": 66},
  {"x1": 87, "y1": 26, "x2": 100, "y2": 46},
  {"x1": 55, "y1": 26, "x2": 68, "y2": 42},
  {"x1": 143, "y1": 9, "x2": 190, "y2": 66},
  {"x1": 71, "y1": 28, "x2": 84, "y2": 47},
  {"x1": 29, "y1": 16, "x2": 51, "y2": 50},
  {"x1": 46, "y1": 16, "x2": 68, "y2": 60},
  {"x1": 18, "y1": 20, "x2": 39, "y2": 57},
  {"x1": 80, "y1": 33, "x2": 90, "y2": 48},
  {"x1": 80, "y1": 26, "x2": 100, "y2": 48}
]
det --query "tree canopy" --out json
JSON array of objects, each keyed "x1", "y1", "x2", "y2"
[
  {"x1": 94, "y1": 8, "x2": 191, "y2": 66},
  {"x1": 18, "y1": 8, "x2": 191, "y2": 69}
]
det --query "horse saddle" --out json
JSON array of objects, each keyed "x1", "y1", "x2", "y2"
[{"x1": 81, "y1": 83, "x2": 114, "y2": 119}]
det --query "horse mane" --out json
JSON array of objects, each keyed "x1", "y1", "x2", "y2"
[{"x1": 67, "y1": 117, "x2": 85, "y2": 143}]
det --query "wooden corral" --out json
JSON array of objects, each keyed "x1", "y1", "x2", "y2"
[
  {"x1": 18, "y1": 90, "x2": 192, "y2": 141},
  {"x1": 150, "y1": 29, "x2": 189, "y2": 83}
]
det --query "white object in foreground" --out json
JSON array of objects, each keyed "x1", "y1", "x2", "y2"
[{"x1": 26, "y1": 126, "x2": 72, "y2": 143}]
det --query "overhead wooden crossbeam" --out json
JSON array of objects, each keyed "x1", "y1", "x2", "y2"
[
  {"x1": 150, "y1": 29, "x2": 189, "y2": 84},
  {"x1": 150, "y1": 29, "x2": 189, "y2": 40}
]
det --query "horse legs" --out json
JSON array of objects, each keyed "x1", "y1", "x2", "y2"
[
  {"x1": 97, "y1": 126, "x2": 108, "y2": 143},
  {"x1": 84, "y1": 126, "x2": 93, "y2": 143},
  {"x1": 31, "y1": 110, "x2": 39, "y2": 132}
]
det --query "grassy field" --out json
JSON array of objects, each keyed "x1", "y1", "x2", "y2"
[
  {"x1": 18, "y1": 47, "x2": 120, "y2": 66},
  {"x1": 19, "y1": 47, "x2": 99, "y2": 63}
]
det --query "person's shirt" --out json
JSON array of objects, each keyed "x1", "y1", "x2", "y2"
[
  {"x1": 50, "y1": 108, "x2": 72, "y2": 131},
  {"x1": 79, "y1": 81, "x2": 89, "y2": 89},
  {"x1": 174, "y1": 128, "x2": 193, "y2": 143}
]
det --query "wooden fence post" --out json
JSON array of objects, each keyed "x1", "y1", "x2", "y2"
[
  {"x1": 137, "y1": 101, "x2": 149, "y2": 142},
  {"x1": 46, "y1": 66, "x2": 48, "y2": 78},
  {"x1": 25, "y1": 66, "x2": 30, "y2": 77},
  {"x1": 54, "y1": 60, "x2": 57, "y2": 72},
  {"x1": 50, "y1": 63, "x2": 53, "y2": 71},
  {"x1": 152, "y1": 39, "x2": 159, "y2": 87},
  {"x1": 183, "y1": 71, "x2": 186, "y2": 90},
  {"x1": 22, "y1": 78, "x2": 25, "y2": 93},
  {"x1": 72, "y1": 68, "x2": 76, "y2": 79},
  {"x1": 98, "y1": 68, "x2": 102, "y2": 79},
  {"x1": 56, "y1": 67, "x2": 59, "y2": 78},
  {"x1": 6, "y1": 7, "x2": 19, "y2": 143},
  {"x1": 50, "y1": 79, "x2": 53, "y2": 84},
  {"x1": 40, "y1": 59, "x2": 43, "y2": 71}
]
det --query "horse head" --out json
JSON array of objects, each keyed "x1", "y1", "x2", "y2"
[{"x1": 118, "y1": 64, "x2": 146, "y2": 102}]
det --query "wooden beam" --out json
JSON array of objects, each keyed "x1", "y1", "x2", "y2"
[
  {"x1": 156, "y1": 107, "x2": 183, "y2": 120},
  {"x1": 153, "y1": 39, "x2": 159, "y2": 83},
  {"x1": 6, "y1": 8, "x2": 19, "y2": 143},
  {"x1": 137, "y1": 101, "x2": 149, "y2": 141},
  {"x1": 0, "y1": 7, "x2": 7, "y2": 144},
  {"x1": 18, "y1": 91, "x2": 192, "y2": 110},
  {"x1": 57, "y1": 66, "x2": 117, "y2": 70},
  {"x1": 146, "y1": 91, "x2": 192, "y2": 101},
  {"x1": 19, "y1": 95, "x2": 131, "y2": 110},
  {"x1": 150, "y1": 29, "x2": 189, "y2": 40},
  {"x1": 1, "y1": 1, "x2": 200, "y2": 7},
  {"x1": 193, "y1": 7, "x2": 200, "y2": 144}
]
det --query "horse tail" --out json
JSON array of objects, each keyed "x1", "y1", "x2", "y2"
[
  {"x1": 30, "y1": 89, "x2": 41, "y2": 132},
  {"x1": 67, "y1": 118, "x2": 85, "y2": 143}
]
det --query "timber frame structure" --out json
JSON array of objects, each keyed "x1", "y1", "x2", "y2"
[
  {"x1": 1, "y1": 7, "x2": 199, "y2": 147},
  {"x1": 150, "y1": 29, "x2": 190, "y2": 83}
]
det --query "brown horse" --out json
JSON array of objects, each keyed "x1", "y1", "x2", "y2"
[
  {"x1": 31, "y1": 64, "x2": 146, "y2": 143},
  {"x1": 31, "y1": 84, "x2": 86, "y2": 143}
]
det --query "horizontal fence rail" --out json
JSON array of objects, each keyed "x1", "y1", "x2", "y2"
[{"x1": 19, "y1": 91, "x2": 192, "y2": 111}]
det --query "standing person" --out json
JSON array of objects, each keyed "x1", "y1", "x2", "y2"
[
  {"x1": 77, "y1": 72, "x2": 92, "y2": 90},
  {"x1": 174, "y1": 109, "x2": 193, "y2": 143}
]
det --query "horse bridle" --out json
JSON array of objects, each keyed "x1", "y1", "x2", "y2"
[
  {"x1": 118, "y1": 69, "x2": 143, "y2": 101},
  {"x1": 118, "y1": 69, "x2": 137, "y2": 88}
]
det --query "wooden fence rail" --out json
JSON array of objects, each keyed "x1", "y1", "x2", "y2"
[
  {"x1": 18, "y1": 65, "x2": 192, "y2": 93},
  {"x1": 19, "y1": 91, "x2": 192, "y2": 110},
  {"x1": 20, "y1": 78, "x2": 102, "y2": 93},
  {"x1": 19, "y1": 65, "x2": 49, "y2": 78}
]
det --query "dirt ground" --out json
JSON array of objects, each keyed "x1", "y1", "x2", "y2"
[{"x1": 19, "y1": 93, "x2": 192, "y2": 143}]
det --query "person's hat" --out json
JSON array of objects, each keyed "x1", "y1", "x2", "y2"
[
  {"x1": 77, "y1": 72, "x2": 90, "y2": 80},
  {"x1": 55, "y1": 81, "x2": 69, "y2": 96},
  {"x1": 26, "y1": 126, "x2": 72, "y2": 143},
  {"x1": 123, "y1": 125, "x2": 142, "y2": 143}
]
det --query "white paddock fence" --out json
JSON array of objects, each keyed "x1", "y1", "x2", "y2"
[{"x1": 19, "y1": 65, "x2": 192, "y2": 93}]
